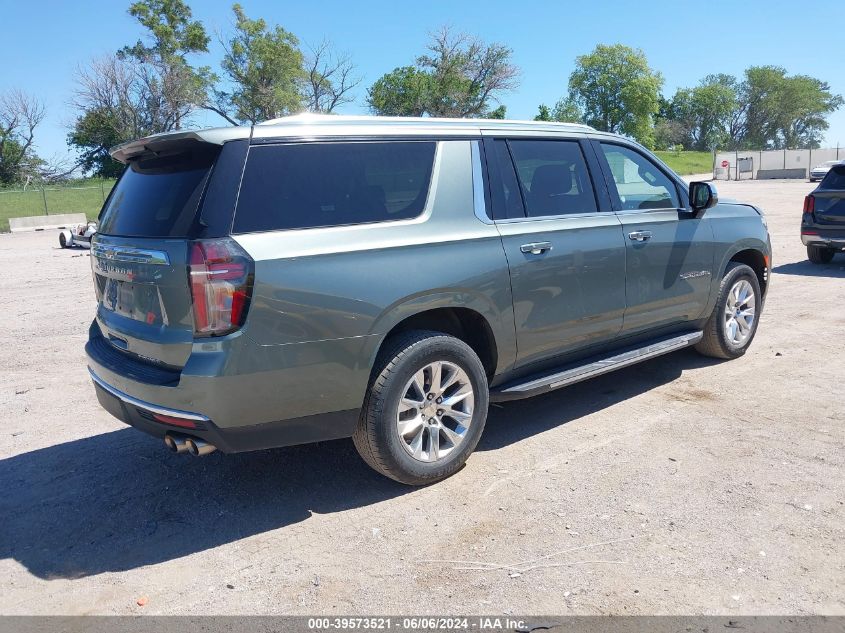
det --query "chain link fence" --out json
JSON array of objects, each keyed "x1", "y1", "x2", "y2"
[{"x1": 0, "y1": 180, "x2": 115, "y2": 232}]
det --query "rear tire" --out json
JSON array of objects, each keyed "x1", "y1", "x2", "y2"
[
  {"x1": 353, "y1": 330, "x2": 489, "y2": 486},
  {"x1": 695, "y1": 262, "x2": 762, "y2": 360},
  {"x1": 807, "y1": 245, "x2": 835, "y2": 264},
  {"x1": 59, "y1": 233, "x2": 67, "y2": 248}
]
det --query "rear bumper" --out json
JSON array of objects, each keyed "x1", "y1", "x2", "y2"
[
  {"x1": 801, "y1": 226, "x2": 845, "y2": 249},
  {"x1": 89, "y1": 367, "x2": 358, "y2": 453},
  {"x1": 86, "y1": 320, "x2": 363, "y2": 452}
]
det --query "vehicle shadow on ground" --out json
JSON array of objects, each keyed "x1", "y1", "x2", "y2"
[
  {"x1": 479, "y1": 348, "x2": 719, "y2": 451},
  {"x1": 1, "y1": 349, "x2": 718, "y2": 580},
  {"x1": 772, "y1": 259, "x2": 845, "y2": 278}
]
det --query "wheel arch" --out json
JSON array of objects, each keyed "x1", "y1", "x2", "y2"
[
  {"x1": 726, "y1": 246, "x2": 769, "y2": 295},
  {"x1": 371, "y1": 306, "x2": 502, "y2": 379}
]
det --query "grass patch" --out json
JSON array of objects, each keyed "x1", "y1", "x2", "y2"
[
  {"x1": 654, "y1": 151, "x2": 714, "y2": 176},
  {"x1": 0, "y1": 180, "x2": 114, "y2": 232}
]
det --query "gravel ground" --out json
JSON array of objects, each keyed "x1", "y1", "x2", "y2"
[{"x1": 0, "y1": 178, "x2": 843, "y2": 616}]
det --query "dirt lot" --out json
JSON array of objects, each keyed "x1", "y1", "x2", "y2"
[{"x1": 1, "y1": 178, "x2": 843, "y2": 616}]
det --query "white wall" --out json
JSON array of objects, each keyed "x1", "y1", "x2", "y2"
[{"x1": 713, "y1": 147, "x2": 844, "y2": 179}]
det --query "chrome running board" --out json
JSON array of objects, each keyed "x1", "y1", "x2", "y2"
[{"x1": 491, "y1": 331, "x2": 703, "y2": 402}]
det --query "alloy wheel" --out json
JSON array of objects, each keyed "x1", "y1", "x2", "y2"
[
  {"x1": 724, "y1": 279, "x2": 756, "y2": 346},
  {"x1": 396, "y1": 361, "x2": 474, "y2": 462}
]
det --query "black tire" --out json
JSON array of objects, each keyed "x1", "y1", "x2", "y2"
[
  {"x1": 807, "y1": 245, "x2": 835, "y2": 265},
  {"x1": 59, "y1": 233, "x2": 67, "y2": 248},
  {"x1": 352, "y1": 330, "x2": 489, "y2": 485},
  {"x1": 695, "y1": 262, "x2": 762, "y2": 360}
]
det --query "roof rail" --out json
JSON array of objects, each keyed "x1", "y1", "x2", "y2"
[{"x1": 256, "y1": 112, "x2": 595, "y2": 132}]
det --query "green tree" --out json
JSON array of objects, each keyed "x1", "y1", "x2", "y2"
[
  {"x1": 68, "y1": 107, "x2": 128, "y2": 179},
  {"x1": 567, "y1": 44, "x2": 663, "y2": 148},
  {"x1": 367, "y1": 66, "x2": 432, "y2": 117},
  {"x1": 212, "y1": 4, "x2": 304, "y2": 124},
  {"x1": 120, "y1": 0, "x2": 212, "y2": 130},
  {"x1": 652, "y1": 118, "x2": 687, "y2": 151},
  {"x1": 367, "y1": 27, "x2": 519, "y2": 118},
  {"x1": 487, "y1": 105, "x2": 507, "y2": 119},
  {"x1": 209, "y1": 8, "x2": 360, "y2": 123},
  {"x1": 742, "y1": 66, "x2": 842, "y2": 149},
  {"x1": 534, "y1": 97, "x2": 581, "y2": 123},
  {"x1": 667, "y1": 74, "x2": 740, "y2": 150}
]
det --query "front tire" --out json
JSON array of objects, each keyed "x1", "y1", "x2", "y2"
[
  {"x1": 59, "y1": 232, "x2": 67, "y2": 248},
  {"x1": 353, "y1": 330, "x2": 489, "y2": 485},
  {"x1": 807, "y1": 245, "x2": 835, "y2": 264},
  {"x1": 695, "y1": 263, "x2": 762, "y2": 359}
]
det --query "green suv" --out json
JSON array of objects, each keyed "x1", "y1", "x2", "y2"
[{"x1": 86, "y1": 115, "x2": 771, "y2": 485}]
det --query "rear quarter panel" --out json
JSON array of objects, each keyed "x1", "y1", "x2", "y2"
[{"x1": 232, "y1": 140, "x2": 515, "y2": 418}]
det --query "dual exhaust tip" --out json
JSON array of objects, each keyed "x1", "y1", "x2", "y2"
[{"x1": 164, "y1": 434, "x2": 216, "y2": 456}]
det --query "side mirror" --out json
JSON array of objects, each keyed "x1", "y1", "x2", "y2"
[{"x1": 689, "y1": 181, "x2": 718, "y2": 215}]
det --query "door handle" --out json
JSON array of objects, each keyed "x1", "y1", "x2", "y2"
[
  {"x1": 628, "y1": 230, "x2": 653, "y2": 242},
  {"x1": 520, "y1": 241, "x2": 553, "y2": 255}
]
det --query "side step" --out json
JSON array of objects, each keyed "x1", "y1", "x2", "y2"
[{"x1": 491, "y1": 331, "x2": 703, "y2": 402}]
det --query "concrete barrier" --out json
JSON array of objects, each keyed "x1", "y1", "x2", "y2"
[
  {"x1": 756, "y1": 168, "x2": 807, "y2": 180},
  {"x1": 8, "y1": 213, "x2": 88, "y2": 233}
]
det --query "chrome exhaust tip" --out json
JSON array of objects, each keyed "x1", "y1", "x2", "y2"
[
  {"x1": 186, "y1": 438, "x2": 217, "y2": 456},
  {"x1": 164, "y1": 434, "x2": 190, "y2": 454}
]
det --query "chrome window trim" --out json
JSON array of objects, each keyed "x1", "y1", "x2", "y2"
[
  {"x1": 494, "y1": 210, "x2": 611, "y2": 224},
  {"x1": 613, "y1": 207, "x2": 688, "y2": 216},
  {"x1": 471, "y1": 140, "x2": 493, "y2": 224}
]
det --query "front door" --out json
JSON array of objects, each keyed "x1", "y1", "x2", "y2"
[
  {"x1": 486, "y1": 137, "x2": 627, "y2": 368},
  {"x1": 594, "y1": 142, "x2": 715, "y2": 334}
]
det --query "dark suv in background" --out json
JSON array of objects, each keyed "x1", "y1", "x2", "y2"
[
  {"x1": 87, "y1": 115, "x2": 771, "y2": 485},
  {"x1": 802, "y1": 163, "x2": 845, "y2": 264}
]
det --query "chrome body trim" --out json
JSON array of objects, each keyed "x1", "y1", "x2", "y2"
[
  {"x1": 88, "y1": 367, "x2": 209, "y2": 422},
  {"x1": 91, "y1": 242, "x2": 171, "y2": 265}
]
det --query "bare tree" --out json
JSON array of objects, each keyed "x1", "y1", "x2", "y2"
[
  {"x1": 69, "y1": 56, "x2": 175, "y2": 176},
  {"x1": 0, "y1": 90, "x2": 46, "y2": 184},
  {"x1": 303, "y1": 40, "x2": 362, "y2": 113},
  {"x1": 418, "y1": 26, "x2": 519, "y2": 117}
]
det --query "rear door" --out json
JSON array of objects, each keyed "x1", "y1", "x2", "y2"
[
  {"x1": 485, "y1": 136, "x2": 627, "y2": 368},
  {"x1": 91, "y1": 140, "x2": 243, "y2": 369},
  {"x1": 814, "y1": 165, "x2": 845, "y2": 224},
  {"x1": 593, "y1": 141, "x2": 714, "y2": 335}
]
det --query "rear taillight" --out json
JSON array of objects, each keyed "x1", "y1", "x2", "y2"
[
  {"x1": 803, "y1": 195, "x2": 815, "y2": 214},
  {"x1": 188, "y1": 238, "x2": 254, "y2": 337}
]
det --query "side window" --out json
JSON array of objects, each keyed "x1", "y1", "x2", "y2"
[
  {"x1": 492, "y1": 139, "x2": 525, "y2": 219},
  {"x1": 506, "y1": 140, "x2": 598, "y2": 217},
  {"x1": 599, "y1": 144, "x2": 680, "y2": 210},
  {"x1": 233, "y1": 141, "x2": 436, "y2": 233}
]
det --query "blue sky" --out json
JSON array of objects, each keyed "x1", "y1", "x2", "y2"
[{"x1": 2, "y1": 0, "x2": 844, "y2": 163}]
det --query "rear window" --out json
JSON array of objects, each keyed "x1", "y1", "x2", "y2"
[
  {"x1": 98, "y1": 147, "x2": 219, "y2": 237},
  {"x1": 820, "y1": 165, "x2": 845, "y2": 189},
  {"x1": 233, "y1": 141, "x2": 436, "y2": 233}
]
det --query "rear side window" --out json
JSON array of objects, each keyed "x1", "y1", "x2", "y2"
[
  {"x1": 599, "y1": 143, "x2": 680, "y2": 210},
  {"x1": 820, "y1": 165, "x2": 845, "y2": 189},
  {"x1": 98, "y1": 147, "x2": 219, "y2": 237},
  {"x1": 234, "y1": 141, "x2": 436, "y2": 233},
  {"x1": 506, "y1": 140, "x2": 598, "y2": 217}
]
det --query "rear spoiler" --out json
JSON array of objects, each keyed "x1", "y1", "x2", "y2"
[{"x1": 110, "y1": 126, "x2": 251, "y2": 164}]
